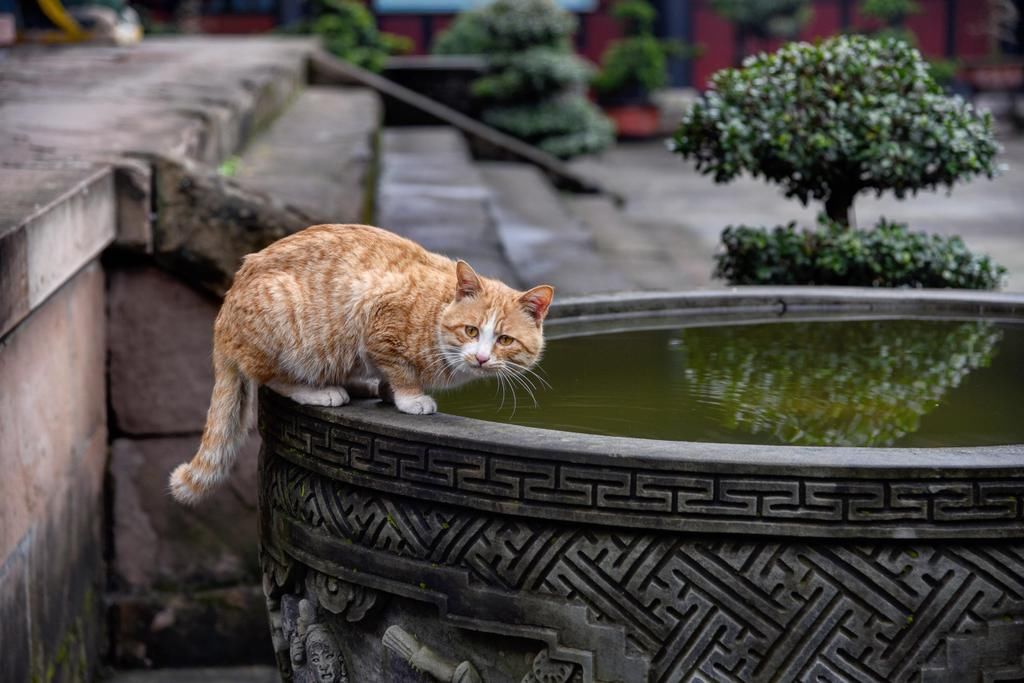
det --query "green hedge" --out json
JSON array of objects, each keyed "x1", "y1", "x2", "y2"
[
  {"x1": 432, "y1": 0, "x2": 613, "y2": 158},
  {"x1": 714, "y1": 218, "x2": 1006, "y2": 289}
]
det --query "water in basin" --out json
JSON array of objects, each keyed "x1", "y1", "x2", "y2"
[{"x1": 438, "y1": 318, "x2": 1024, "y2": 447}]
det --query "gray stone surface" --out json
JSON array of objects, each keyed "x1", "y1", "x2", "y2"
[
  {"x1": 235, "y1": 86, "x2": 381, "y2": 224},
  {"x1": 0, "y1": 263, "x2": 107, "y2": 682},
  {"x1": 572, "y1": 136, "x2": 1024, "y2": 292},
  {"x1": 110, "y1": 434, "x2": 260, "y2": 591},
  {"x1": 107, "y1": 265, "x2": 219, "y2": 435},
  {"x1": 378, "y1": 127, "x2": 521, "y2": 285},
  {"x1": 0, "y1": 166, "x2": 116, "y2": 338},
  {"x1": 564, "y1": 194, "x2": 712, "y2": 291},
  {"x1": 479, "y1": 162, "x2": 631, "y2": 295},
  {"x1": 0, "y1": 36, "x2": 312, "y2": 258},
  {"x1": 107, "y1": 667, "x2": 280, "y2": 683},
  {"x1": 310, "y1": 49, "x2": 606, "y2": 194},
  {"x1": 258, "y1": 289, "x2": 1024, "y2": 682},
  {"x1": 108, "y1": 586, "x2": 273, "y2": 669},
  {"x1": 151, "y1": 153, "x2": 314, "y2": 297}
]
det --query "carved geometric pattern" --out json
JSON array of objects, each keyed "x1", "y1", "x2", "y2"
[
  {"x1": 265, "y1": 459, "x2": 1024, "y2": 683},
  {"x1": 260, "y1": 392, "x2": 1024, "y2": 538}
]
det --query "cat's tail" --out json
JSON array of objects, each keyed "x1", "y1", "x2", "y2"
[{"x1": 169, "y1": 353, "x2": 254, "y2": 505}]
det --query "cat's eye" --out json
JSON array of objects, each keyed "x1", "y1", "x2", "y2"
[
  {"x1": 497, "y1": 335, "x2": 514, "y2": 346},
  {"x1": 465, "y1": 325, "x2": 479, "y2": 338}
]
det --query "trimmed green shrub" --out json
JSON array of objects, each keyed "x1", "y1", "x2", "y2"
[
  {"x1": 714, "y1": 217, "x2": 1007, "y2": 289},
  {"x1": 672, "y1": 35, "x2": 1001, "y2": 226},
  {"x1": 471, "y1": 48, "x2": 595, "y2": 101},
  {"x1": 302, "y1": 0, "x2": 411, "y2": 73},
  {"x1": 593, "y1": 0, "x2": 694, "y2": 98},
  {"x1": 432, "y1": 0, "x2": 613, "y2": 158},
  {"x1": 710, "y1": 0, "x2": 811, "y2": 39},
  {"x1": 482, "y1": 98, "x2": 617, "y2": 158},
  {"x1": 858, "y1": 0, "x2": 958, "y2": 86},
  {"x1": 711, "y1": 0, "x2": 811, "y2": 64}
]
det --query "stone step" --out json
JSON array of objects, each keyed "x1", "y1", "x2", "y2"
[
  {"x1": 563, "y1": 195, "x2": 715, "y2": 291},
  {"x1": 233, "y1": 86, "x2": 380, "y2": 225},
  {"x1": 478, "y1": 162, "x2": 631, "y2": 296},
  {"x1": 106, "y1": 666, "x2": 279, "y2": 683},
  {"x1": 377, "y1": 127, "x2": 521, "y2": 286}
]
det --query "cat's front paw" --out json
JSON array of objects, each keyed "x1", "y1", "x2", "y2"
[
  {"x1": 290, "y1": 387, "x2": 350, "y2": 407},
  {"x1": 394, "y1": 394, "x2": 437, "y2": 415}
]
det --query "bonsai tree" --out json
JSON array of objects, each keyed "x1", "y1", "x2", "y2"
[
  {"x1": 710, "y1": 0, "x2": 811, "y2": 64},
  {"x1": 672, "y1": 35, "x2": 1000, "y2": 227},
  {"x1": 593, "y1": 0, "x2": 694, "y2": 103},
  {"x1": 296, "y1": 0, "x2": 411, "y2": 73},
  {"x1": 433, "y1": 0, "x2": 614, "y2": 158}
]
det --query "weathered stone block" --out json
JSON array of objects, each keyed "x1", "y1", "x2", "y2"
[
  {"x1": 108, "y1": 265, "x2": 221, "y2": 435},
  {"x1": 0, "y1": 542, "x2": 30, "y2": 683},
  {"x1": 0, "y1": 263, "x2": 107, "y2": 558},
  {"x1": 110, "y1": 435, "x2": 260, "y2": 592},
  {"x1": 0, "y1": 261, "x2": 107, "y2": 683},
  {"x1": 234, "y1": 87, "x2": 381, "y2": 224},
  {"x1": 109, "y1": 586, "x2": 274, "y2": 668},
  {"x1": 27, "y1": 426, "x2": 106, "y2": 683},
  {"x1": 0, "y1": 167, "x2": 115, "y2": 338}
]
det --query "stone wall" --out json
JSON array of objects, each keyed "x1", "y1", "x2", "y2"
[
  {"x1": 0, "y1": 264, "x2": 108, "y2": 682},
  {"x1": 105, "y1": 263, "x2": 271, "y2": 668}
]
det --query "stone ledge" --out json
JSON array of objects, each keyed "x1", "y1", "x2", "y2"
[
  {"x1": 0, "y1": 167, "x2": 116, "y2": 339},
  {"x1": 0, "y1": 36, "x2": 313, "y2": 293}
]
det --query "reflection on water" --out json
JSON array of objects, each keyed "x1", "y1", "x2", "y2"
[{"x1": 439, "y1": 319, "x2": 1024, "y2": 448}]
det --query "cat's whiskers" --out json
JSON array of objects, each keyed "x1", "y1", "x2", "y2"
[
  {"x1": 501, "y1": 366, "x2": 538, "y2": 408},
  {"x1": 503, "y1": 360, "x2": 551, "y2": 391},
  {"x1": 497, "y1": 367, "x2": 519, "y2": 416}
]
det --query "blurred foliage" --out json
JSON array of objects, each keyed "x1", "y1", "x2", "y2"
[
  {"x1": 482, "y1": 97, "x2": 616, "y2": 158},
  {"x1": 432, "y1": 0, "x2": 613, "y2": 158},
  {"x1": 710, "y1": 0, "x2": 812, "y2": 39},
  {"x1": 860, "y1": 0, "x2": 920, "y2": 24},
  {"x1": 283, "y1": 0, "x2": 411, "y2": 72},
  {"x1": 433, "y1": 0, "x2": 576, "y2": 54},
  {"x1": 472, "y1": 47, "x2": 595, "y2": 101},
  {"x1": 714, "y1": 217, "x2": 1007, "y2": 289},
  {"x1": 672, "y1": 35, "x2": 1001, "y2": 226},
  {"x1": 593, "y1": 0, "x2": 696, "y2": 97},
  {"x1": 859, "y1": 0, "x2": 958, "y2": 87},
  {"x1": 679, "y1": 318, "x2": 1002, "y2": 447}
]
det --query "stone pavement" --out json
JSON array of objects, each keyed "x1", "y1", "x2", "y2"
[
  {"x1": 572, "y1": 136, "x2": 1024, "y2": 292},
  {"x1": 106, "y1": 666, "x2": 279, "y2": 682}
]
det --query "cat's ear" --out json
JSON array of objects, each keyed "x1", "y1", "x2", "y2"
[
  {"x1": 519, "y1": 285, "x2": 554, "y2": 323},
  {"x1": 455, "y1": 260, "x2": 482, "y2": 301}
]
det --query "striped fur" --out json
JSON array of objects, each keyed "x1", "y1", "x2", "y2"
[{"x1": 169, "y1": 224, "x2": 553, "y2": 505}]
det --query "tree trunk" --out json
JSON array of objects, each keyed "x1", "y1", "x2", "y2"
[
  {"x1": 734, "y1": 27, "x2": 747, "y2": 67},
  {"x1": 175, "y1": 0, "x2": 203, "y2": 34},
  {"x1": 824, "y1": 189, "x2": 856, "y2": 228}
]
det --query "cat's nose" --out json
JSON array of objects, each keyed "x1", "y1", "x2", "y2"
[{"x1": 475, "y1": 351, "x2": 490, "y2": 365}]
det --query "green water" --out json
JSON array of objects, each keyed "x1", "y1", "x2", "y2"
[{"x1": 439, "y1": 319, "x2": 1024, "y2": 447}]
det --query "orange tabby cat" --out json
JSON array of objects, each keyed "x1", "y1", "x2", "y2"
[{"x1": 169, "y1": 224, "x2": 554, "y2": 505}]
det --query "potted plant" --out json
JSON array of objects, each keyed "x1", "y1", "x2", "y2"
[
  {"x1": 710, "y1": 0, "x2": 811, "y2": 65},
  {"x1": 433, "y1": 0, "x2": 613, "y2": 159},
  {"x1": 592, "y1": 0, "x2": 693, "y2": 137},
  {"x1": 672, "y1": 35, "x2": 1004, "y2": 287},
  {"x1": 286, "y1": 0, "x2": 411, "y2": 73}
]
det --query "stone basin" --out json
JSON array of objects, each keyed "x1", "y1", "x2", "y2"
[{"x1": 258, "y1": 288, "x2": 1024, "y2": 683}]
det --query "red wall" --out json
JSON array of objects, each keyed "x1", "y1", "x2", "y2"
[{"x1": 172, "y1": 0, "x2": 997, "y2": 90}]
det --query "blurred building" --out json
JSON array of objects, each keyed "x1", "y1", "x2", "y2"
[{"x1": 133, "y1": 0, "x2": 1020, "y2": 89}]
